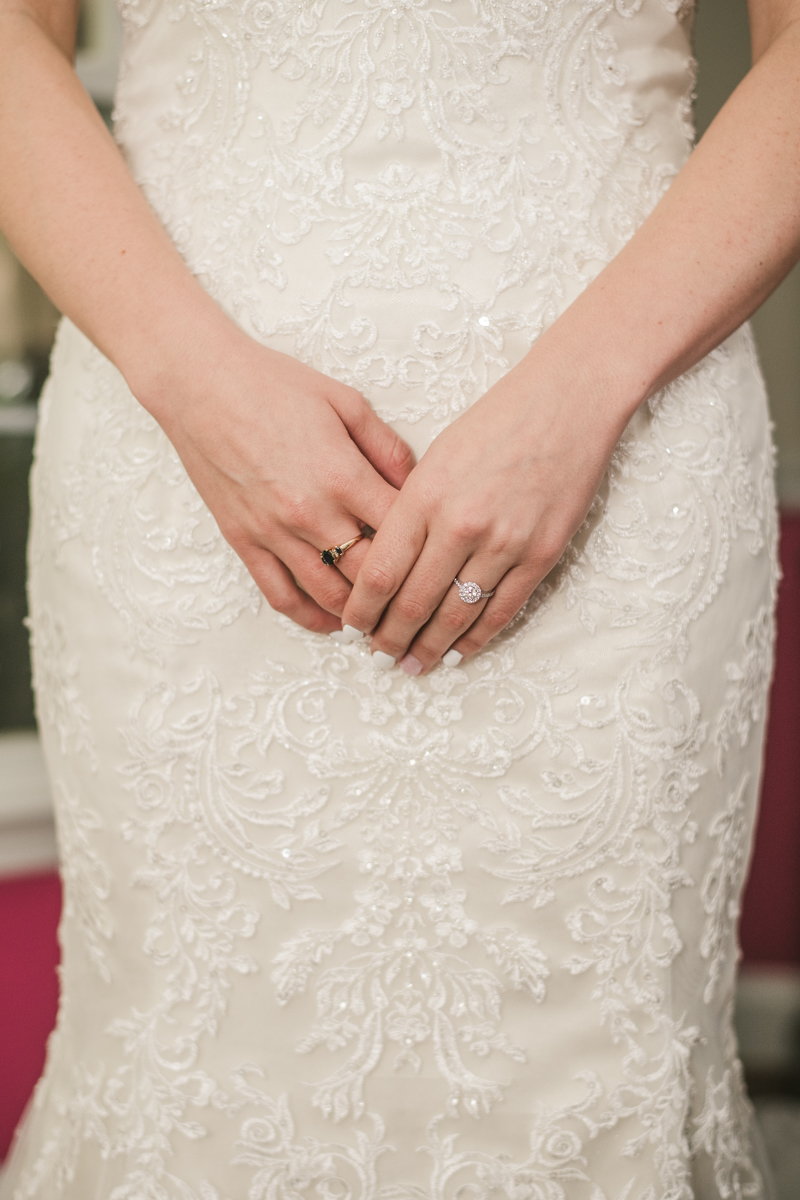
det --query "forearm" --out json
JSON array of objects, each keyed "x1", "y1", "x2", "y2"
[
  {"x1": 0, "y1": 6, "x2": 244, "y2": 418},
  {"x1": 526, "y1": 15, "x2": 800, "y2": 432}
]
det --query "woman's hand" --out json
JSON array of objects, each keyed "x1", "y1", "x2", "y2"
[
  {"x1": 339, "y1": 351, "x2": 632, "y2": 671},
  {"x1": 0, "y1": 0, "x2": 417, "y2": 642},
  {"x1": 154, "y1": 339, "x2": 415, "y2": 636}
]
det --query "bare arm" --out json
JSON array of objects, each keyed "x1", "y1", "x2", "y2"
[
  {"x1": 546, "y1": 0, "x2": 800, "y2": 410},
  {"x1": 0, "y1": 0, "x2": 226, "y2": 397},
  {"x1": 0, "y1": 0, "x2": 414, "y2": 633},
  {"x1": 342, "y1": 0, "x2": 800, "y2": 672}
]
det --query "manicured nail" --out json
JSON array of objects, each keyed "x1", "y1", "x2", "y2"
[
  {"x1": 400, "y1": 654, "x2": 423, "y2": 677},
  {"x1": 342, "y1": 625, "x2": 365, "y2": 643},
  {"x1": 372, "y1": 650, "x2": 396, "y2": 671},
  {"x1": 329, "y1": 630, "x2": 350, "y2": 644},
  {"x1": 442, "y1": 649, "x2": 463, "y2": 667}
]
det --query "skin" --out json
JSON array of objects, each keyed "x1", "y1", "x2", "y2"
[
  {"x1": 341, "y1": 0, "x2": 800, "y2": 674},
  {"x1": 0, "y1": 0, "x2": 799, "y2": 669},
  {"x1": 0, "y1": 0, "x2": 416, "y2": 636}
]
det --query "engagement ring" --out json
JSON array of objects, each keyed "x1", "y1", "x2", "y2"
[{"x1": 454, "y1": 577, "x2": 495, "y2": 604}]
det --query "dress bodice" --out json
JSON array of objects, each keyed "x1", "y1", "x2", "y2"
[{"x1": 113, "y1": 0, "x2": 697, "y2": 446}]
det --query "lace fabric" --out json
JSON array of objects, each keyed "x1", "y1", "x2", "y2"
[{"x1": 0, "y1": 1, "x2": 779, "y2": 1197}]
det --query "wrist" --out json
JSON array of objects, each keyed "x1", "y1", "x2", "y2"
[
  {"x1": 517, "y1": 313, "x2": 647, "y2": 447},
  {"x1": 121, "y1": 300, "x2": 254, "y2": 428}
]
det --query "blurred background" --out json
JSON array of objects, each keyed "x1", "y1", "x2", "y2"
[{"x1": 1, "y1": 0, "x2": 799, "y2": 1190}]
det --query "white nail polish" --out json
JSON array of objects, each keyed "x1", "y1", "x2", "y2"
[
  {"x1": 329, "y1": 630, "x2": 351, "y2": 644},
  {"x1": 443, "y1": 649, "x2": 463, "y2": 667},
  {"x1": 342, "y1": 625, "x2": 365, "y2": 643},
  {"x1": 372, "y1": 650, "x2": 396, "y2": 671}
]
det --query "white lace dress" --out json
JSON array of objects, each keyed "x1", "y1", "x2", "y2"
[{"x1": 1, "y1": 0, "x2": 779, "y2": 1197}]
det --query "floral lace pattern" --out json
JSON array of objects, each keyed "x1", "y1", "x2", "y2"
[
  {"x1": 114, "y1": 0, "x2": 702, "y2": 442},
  {"x1": 713, "y1": 605, "x2": 775, "y2": 774},
  {"x1": 5, "y1": 0, "x2": 780, "y2": 1198},
  {"x1": 28, "y1": 606, "x2": 97, "y2": 769},
  {"x1": 691, "y1": 1007, "x2": 763, "y2": 1200}
]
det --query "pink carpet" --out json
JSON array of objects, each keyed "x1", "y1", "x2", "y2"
[
  {"x1": 2, "y1": 513, "x2": 799, "y2": 1162},
  {"x1": 0, "y1": 872, "x2": 61, "y2": 1161},
  {"x1": 740, "y1": 512, "x2": 800, "y2": 962}
]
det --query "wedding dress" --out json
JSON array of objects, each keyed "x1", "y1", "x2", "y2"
[{"x1": 1, "y1": 0, "x2": 779, "y2": 1196}]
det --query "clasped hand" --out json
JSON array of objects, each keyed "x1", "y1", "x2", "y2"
[
  {"x1": 341, "y1": 356, "x2": 621, "y2": 673},
  {"x1": 165, "y1": 341, "x2": 622, "y2": 671}
]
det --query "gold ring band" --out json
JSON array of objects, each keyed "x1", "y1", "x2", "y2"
[{"x1": 320, "y1": 534, "x2": 364, "y2": 566}]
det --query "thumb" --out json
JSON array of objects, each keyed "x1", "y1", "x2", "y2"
[{"x1": 333, "y1": 388, "x2": 416, "y2": 489}]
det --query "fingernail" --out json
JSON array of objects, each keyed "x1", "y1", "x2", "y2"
[
  {"x1": 442, "y1": 649, "x2": 463, "y2": 667},
  {"x1": 329, "y1": 630, "x2": 351, "y2": 644},
  {"x1": 400, "y1": 654, "x2": 423, "y2": 677},
  {"x1": 372, "y1": 650, "x2": 396, "y2": 671},
  {"x1": 342, "y1": 625, "x2": 365, "y2": 643}
]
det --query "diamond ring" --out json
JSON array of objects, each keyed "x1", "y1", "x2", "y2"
[
  {"x1": 454, "y1": 577, "x2": 495, "y2": 604},
  {"x1": 320, "y1": 534, "x2": 364, "y2": 566}
]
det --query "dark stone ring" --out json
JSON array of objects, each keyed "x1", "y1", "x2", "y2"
[{"x1": 320, "y1": 534, "x2": 364, "y2": 567}]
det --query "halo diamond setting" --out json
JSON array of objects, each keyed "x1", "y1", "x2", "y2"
[{"x1": 456, "y1": 579, "x2": 486, "y2": 604}]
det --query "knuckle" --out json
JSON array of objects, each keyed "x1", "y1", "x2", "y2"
[
  {"x1": 361, "y1": 561, "x2": 397, "y2": 597},
  {"x1": 226, "y1": 529, "x2": 250, "y2": 559},
  {"x1": 261, "y1": 575, "x2": 301, "y2": 619},
  {"x1": 266, "y1": 590, "x2": 293, "y2": 617},
  {"x1": 394, "y1": 595, "x2": 430, "y2": 625},
  {"x1": 441, "y1": 605, "x2": 470, "y2": 634},
  {"x1": 316, "y1": 584, "x2": 346, "y2": 613},
  {"x1": 321, "y1": 464, "x2": 351, "y2": 502},
  {"x1": 333, "y1": 384, "x2": 368, "y2": 424},
  {"x1": 490, "y1": 526, "x2": 527, "y2": 559},
  {"x1": 274, "y1": 487, "x2": 313, "y2": 532},
  {"x1": 313, "y1": 571, "x2": 347, "y2": 603},
  {"x1": 339, "y1": 382, "x2": 367, "y2": 408},
  {"x1": 535, "y1": 530, "x2": 567, "y2": 569},
  {"x1": 485, "y1": 601, "x2": 516, "y2": 631},
  {"x1": 450, "y1": 509, "x2": 490, "y2": 544},
  {"x1": 388, "y1": 436, "x2": 414, "y2": 475},
  {"x1": 457, "y1": 632, "x2": 484, "y2": 657}
]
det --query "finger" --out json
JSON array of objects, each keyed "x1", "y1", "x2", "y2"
[
  {"x1": 266, "y1": 458, "x2": 391, "y2": 631},
  {"x1": 273, "y1": 518, "x2": 367, "y2": 620},
  {"x1": 410, "y1": 565, "x2": 537, "y2": 670},
  {"x1": 329, "y1": 534, "x2": 373, "y2": 584},
  {"x1": 279, "y1": 531, "x2": 379, "y2": 630},
  {"x1": 340, "y1": 501, "x2": 429, "y2": 642},
  {"x1": 372, "y1": 551, "x2": 507, "y2": 671},
  {"x1": 330, "y1": 387, "x2": 416, "y2": 489},
  {"x1": 273, "y1": 435, "x2": 397, "y2": 550},
  {"x1": 323, "y1": 537, "x2": 376, "y2": 642},
  {"x1": 340, "y1": 450, "x2": 405, "y2": 535},
  {"x1": 242, "y1": 546, "x2": 342, "y2": 635}
]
